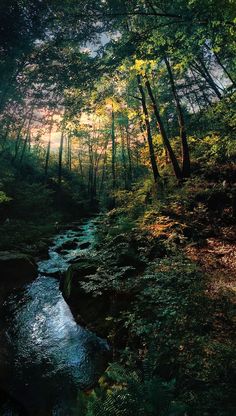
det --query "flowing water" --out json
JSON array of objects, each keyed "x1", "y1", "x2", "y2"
[{"x1": 0, "y1": 218, "x2": 109, "y2": 415}]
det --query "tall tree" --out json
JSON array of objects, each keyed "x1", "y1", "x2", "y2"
[
  {"x1": 137, "y1": 74, "x2": 160, "y2": 182},
  {"x1": 164, "y1": 55, "x2": 191, "y2": 178},
  {"x1": 145, "y1": 76, "x2": 182, "y2": 180}
]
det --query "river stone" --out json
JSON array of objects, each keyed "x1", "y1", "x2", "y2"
[
  {"x1": 60, "y1": 259, "x2": 98, "y2": 298},
  {"x1": 61, "y1": 258, "x2": 136, "y2": 338},
  {"x1": 37, "y1": 240, "x2": 49, "y2": 255},
  {"x1": 44, "y1": 270, "x2": 62, "y2": 280},
  {"x1": 0, "y1": 251, "x2": 38, "y2": 304},
  {"x1": 79, "y1": 242, "x2": 91, "y2": 250},
  {"x1": 0, "y1": 251, "x2": 37, "y2": 281},
  {"x1": 61, "y1": 262, "x2": 111, "y2": 338},
  {"x1": 56, "y1": 240, "x2": 78, "y2": 252}
]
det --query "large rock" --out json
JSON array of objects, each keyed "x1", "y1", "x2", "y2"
[
  {"x1": 0, "y1": 251, "x2": 37, "y2": 281},
  {"x1": 60, "y1": 258, "x2": 135, "y2": 339},
  {"x1": 60, "y1": 258, "x2": 110, "y2": 336},
  {"x1": 0, "y1": 251, "x2": 38, "y2": 304},
  {"x1": 60, "y1": 258, "x2": 98, "y2": 299},
  {"x1": 25, "y1": 240, "x2": 49, "y2": 259},
  {"x1": 79, "y1": 242, "x2": 91, "y2": 250},
  {"x1": 56, "y1": 240, "x2": 78, "y2": 252}
]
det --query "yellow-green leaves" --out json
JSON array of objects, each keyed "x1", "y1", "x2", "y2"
[{"x1": 131, "y1": 59, "x2": 157, "y2": 76}]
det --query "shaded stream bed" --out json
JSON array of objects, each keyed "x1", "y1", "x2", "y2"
[{"x1": 0, "y1": 218, "x2": 109, "y2": 415}]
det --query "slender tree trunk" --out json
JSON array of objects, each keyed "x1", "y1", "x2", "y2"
[
  {"x1": 125, "y1": 122, "x2": 133, "y2": 183},
  {"x1": 204, "y1": 44, "x2": 236, "y2": 88},
  {"x1": 111, "y1": 107, "x2": 116, "y2": 190},
  {"x1": 99, "y1": 151, "x2": 107, "y2": 194},
  {"x1": 120, "y1": 127, "x2": 128, "y2": 188},
  {"x1": 67, "y1": 135, "x2": 72, "y2": 171},
  {"x1": 190, "y1": 69, "x2": 213, "y2": 107},
  {"x1": 19, "y1": 107, "x2": 34, "y2": 165},
  {"x1": 137, "y1": 74, "x2": 160, "y2": 182},
  {"x1": 58, "y1": 130, "x2": 64, "y2": 186},
  {"x1": 19, "y1": 133, "x2": 28, "y2": 165},
  {"x1": 45, "y1": 140, "x2": 51, "y2": 182},
  {"x1": 0, "y1": 120, "x2": 10, "y2": 150},
  {"x1": 138, "y1": 112, "x2": 147, "y2": 142},
  {"x1": 191, "y1": 59, "x2": 222, "y2": 99},
  {"x1": 28, "y1": 133, "x2": 31, "y2": 150},
  {"x1": 93, "y1": 148, "x2": 104, "y2": 199},
  {"x1": 145, "y1": 77, "x2": 182, "y2": 180},
  {"x1": 13, "y1": 122, "x2": 25, "y2": 161},
  {"x1": 164, "y1": 56, "x2": 191, "y2": 178},
  {"x1": 215, "y1": 52, "x2": 236, "y2": 87},
  {"x1": 185, "y1": 73, "x2": 203, "y2": 111},
  {"x1": 78, "y1": 151, "x2": 84, "y2": 179},
  {"x1": 45, "y1": 111, "x2": 55, "y2": 181},
  {"x1": 199, "y1": 56, "x2": 224, "y2": 94},
  {"x1": 88, "y1": 143, "x2": 95, "y2": 201}
]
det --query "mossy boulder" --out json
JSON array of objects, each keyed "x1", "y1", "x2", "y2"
[
  {"x1": 79, "y1": 242, "x2": 91, "y2": 250},
  {"x1": 60, "y1": 258, "x2": 110, "y2": 336},
  {"x1": 25, "y1": 239, "x2": 50, "y2": 259},
  {"x1": 60, "y1": 258, "x2": 98, "y2": 300},
  {"x1": 36, "y1": 240, "x2": 49, "y2": 258},
  {"x1": 0, "y1": 251, "x2": 38, "y2": 304},
  {"x1": 0, "y1": 251, "x2": 37, "y2": 281},
  {"x1": 56, "y1": 240, "x2": 78, "y2": 252},
  {"x1": 61, "y1": 258, "x2": 135, "y2": 338}
]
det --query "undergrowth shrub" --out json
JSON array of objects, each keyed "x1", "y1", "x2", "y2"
[{"x1": 79, "y1": 362, "x2": 187, "y2": 416}]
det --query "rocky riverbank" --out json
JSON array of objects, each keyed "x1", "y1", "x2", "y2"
[
  {"x1": 0, "y1": 217, "x2": 110, "y2": 415},
  {"x1": 59, "y1": 210, "x2": 236, "y2": 416}
]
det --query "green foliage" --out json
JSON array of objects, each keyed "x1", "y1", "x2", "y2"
[
  {"x1": 0, "y1": 138, "x2": 91, "y2": 250},
  {"x1": 0, "y1": 190, "x2": 12, "y2": 204},
  {"x1": 83, "y1": 363, "x2": 187, "y2": 416},
  {"x1": 13, "y1": 182, "x2": 54, "y2": 219},
  {"x1": 83, "y1": 203, "x2": 236, "y2": 416},
  {"x1": 189, "y1": 134, "x2": 236, "y2": 164},
  {"x1": 0, "y1": 219, "x2": 56, "y2": 251}
]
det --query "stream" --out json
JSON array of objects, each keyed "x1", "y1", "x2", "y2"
[{"x1": 0, "y1": 217, "x2": 109, "y2": 415}]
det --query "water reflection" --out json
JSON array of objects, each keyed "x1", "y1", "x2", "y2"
[{"x1": 0, "y1": 218, "x2": 108, "y2": 415}]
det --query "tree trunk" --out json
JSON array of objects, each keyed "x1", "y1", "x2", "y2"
[
  {"x1": 99, "y1": 151, "x2": 107, "y2": 194},
  {"x1": 45, "y1": 140, "x2": 51, "y2": 182},
  {"x1": 78, "y1": 151, "x2": 84, "y2": 179},
  {"x1": 0, "y1": 119, "x2": 11, "y2": 151},
  {"x1": 125, "y1": 122, "x2": 133, "y2": 183},
  {"x1": 137, "y1": 74, "x2": 160, "y2": 182},
  {"x1": 19, "y1": 107, "x2": 34, "y2": 165},
  {"x1": 13, "y1": 122, "x2": 25, "y2": 161},
  {"x1": 145, "y1": 77, "x2": 182, "y2": 180},
  {"x1": 164, "y1": 56, "x2": 191, "y2": 178},
  {"x1": 88, "y1": 143, "x2": 94, "y2": 197},
  {"x1": 190, "y1": 69, "x2": 213, "y2": 107},
  {"x1": 67, "y1": 135, "x2": 72, "y2": 171},
  {"x1": 111, "y1": 107, "x2": 116, "y2": 190},
  {"x1": 213, "y1": 51, "x2": 236, "y2": 88},
  {"x1": 45, "y1": 112, "x2": 55, "y2": 181},
  {"x1": 191, "y1": 59, "x2": 222, "y2": 100},
  {"x1": 58, "y1": 130, "x2": 64, "y2": 186},
  {"x1": 120, "y1": 126, "x2": 128, "y2": 188}
]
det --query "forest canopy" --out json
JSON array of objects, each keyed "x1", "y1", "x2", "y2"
[{"x1": 0, "y1": 0, "x2": 235, "y2": 208}]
